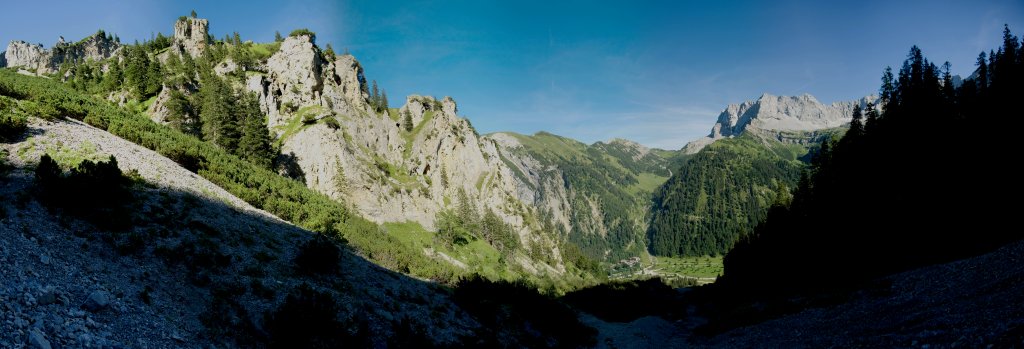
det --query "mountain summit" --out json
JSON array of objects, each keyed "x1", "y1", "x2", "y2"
[{"x1": 684, "y1": 93, "x2": 876, "y2": 153}]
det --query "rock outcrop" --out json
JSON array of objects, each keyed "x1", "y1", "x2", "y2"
[
  {"x1": 246, "y1": 35, "x2": 370, "y2": 131},
  {"x1": 3, "y1": 41, "x2": 48, "y2": 71},
  {"x1": 684, "y1": 93, "x2": 877, "y2": 153},
  {"x1": 3, "y1": 31, "x2": 120, "y2": 74},
  {"x1": 170, "y1": 17, "x2": 209, "y2": 58}
]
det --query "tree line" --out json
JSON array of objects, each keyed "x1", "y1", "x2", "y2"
[
  {"x1": 647, "y1": 136, "x2": 804, "y2": 257},
  {"x1": 720, "y1": 26, "x2": 1024, "y2": 296}
]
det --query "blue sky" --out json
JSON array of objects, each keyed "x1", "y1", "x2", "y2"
[{"x1": 2, "y1": 1, "x2": 1022, "y2": 149}]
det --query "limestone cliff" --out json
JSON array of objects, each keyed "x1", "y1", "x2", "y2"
[
  {"x1": 684, "y1": 93, "x2": 877, "y2": 154},
  {"x1": 171, "y1": 17, "x2": 209, "y2": 58},
  {"x1": 3, "y1": 32, "x2": 120, "y2": 74},
  {"x1": 235, "y1": 34, "x2": 572, "y2": 272}
]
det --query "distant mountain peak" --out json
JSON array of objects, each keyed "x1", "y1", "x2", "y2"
[{"x1": 683, "y1": 93, "x2": 876, "y2": 154}]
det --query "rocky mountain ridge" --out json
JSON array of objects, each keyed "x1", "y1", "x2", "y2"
[
  {"x1": 2, "y1": 16, "x2": 872, "y2": 277},
  {"x1": 1, "y1": 32, "x2": 120, "y2": 75},
  {"x1": 683, "y1": 93, "x2": 877, "y2": 154}
]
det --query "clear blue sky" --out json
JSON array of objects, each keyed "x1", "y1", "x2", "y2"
[{"x1": 2, "y1": 1, "x2": 1022, "y2": 149}]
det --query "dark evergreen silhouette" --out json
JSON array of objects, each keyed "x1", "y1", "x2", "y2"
[
  {"x1": 720, "y1": 28, "x2": 1024, "y2": 297},
  {"x1": 647, "y1": 136, "x2": 808, "y2": 257}
]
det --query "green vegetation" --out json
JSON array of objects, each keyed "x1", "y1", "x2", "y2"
[
  {"x1": 401, "y1": 110, "x2": 433, "y2": 159},
  {"x1": 0, "y1": 96, "x2": 28, "y2": 141},
  {"x1": 288, "y1": 28, "x2": 316, "y2": 42},
  {"x1": 384, "y1": 219, "x2": 509, "y2": 281},
  {"x1": 651, "y1": 255, "x2": 723, "y2": 278},
  {"x1": 722, "y1": 27, "x2": 1024, "y2": 297},
  {"x1": 506, "y1": 132, "x2": 677, "y2": 262},
  {"x1": 248, "y1": 42, "x2": 281, "y2": 60},
  {"x1": 647, "y1": 135, "x2": 806, "y2": 257},
  {"x1": 368, "y1": 80, "x2": 389, "y2": 113},
  {"x1": 34, "y1": 154, "x2": 134, "y2": 230},
  {"x1": 0, "y1": 69, "x2": 460, "y2": 284}
]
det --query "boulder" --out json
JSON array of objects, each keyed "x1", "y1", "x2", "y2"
[
  {"x1": 27, "y1": 330, "x2": 51, "y2": 349},
  {"x1": 82, "y1": 290, "x2": 110, "y2": 312}
]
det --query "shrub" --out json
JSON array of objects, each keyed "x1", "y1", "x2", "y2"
[
  {"x1": 294, "y1": 235, "x2": 341, "y2": 275},
  {"x1": 288, "y1": 29, "x2": 316, "y2": 42},
  {"x1": 18, "y1": 100, "x2": 60, "y2": 120},
  {"x1": 35, "y1": 154, "x2": 134, "y2": 230},
  {"x1": 0, "y1": 69, "x2": 452, "y2": 282},
  {"x1": 301, "y1": 113, "x2": 317, "y2": 125},
  {"x1": 165, "y1": 147, "x2": 206, "y2": 173},
  {"x1": 321, "y1": 115, "x2": 340, "y2": 130},
  {"x1": 0, "y1": 99, "x2": 28, "y2": 142},
  {"x1": 265, "y1": 284, "x2": 364, "y2": 348}
]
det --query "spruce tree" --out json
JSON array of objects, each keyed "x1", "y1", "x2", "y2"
[
  {"x1": 324, "y1": 44, "x2": 336, "y2": 60},
  {"x1": 848, "y1": 104, "x2": 863, "y2": 138},
  {"x1": 864, "y1": 102, "x2": 879, "y2": 135},
  {"x1": 403, "y1": 110, "x2": 413, "y2": 132},
  {"x1": 199, "y1": 76, "x2": 238, "y2": 151},
  {"x1": 976, "y1": 52, "x2": 989, "y2": 91},
  {"x1": 236, "y1": 92, "x2": 275, "y2": 169},
  {"x1": 275, "y1": 31, "x2": 284, "y2": 43},
  {"x1": 880, "y1": 67, "x2": 895, "y2": 105},
  {"x1": 371, "y1": 80, "x2": 380, "y2": 109},
  {"x1": 103, "y1": 61, "x2": 122, "y2": 92}
]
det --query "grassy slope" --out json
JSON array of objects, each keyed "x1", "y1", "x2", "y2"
[
  {"x1": 647, "y1": 134, "x2": 815, "y2": 257},
  {"x1": 500, "y1": 131, "x2": 678, "y2": 263},
  {"x1": 0, "y1": 69, "x2": 464, "y2": 283}
]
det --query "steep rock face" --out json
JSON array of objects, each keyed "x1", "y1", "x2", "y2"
[
  {"x1": 279, "y1": 91, "x2": 567, "y2": 272},
  {"x1": 248, "y1": 35, "x2": 370, "y2": 132},
  {"x1": 487, "y1": 133, "x2": 577, "y2": 235},
  {"x1": 3, "y1": 41, "x2": 47, "y2": 71},
  {"x1": 3, "y1": 32, "x2": 120, "y2": 74},
  {"x1": 171, "y1": 17, "x2": 209, "y2": 58},
  {"x1": 487, "y1": 132, "x2": 677, "y2": 262},
  {"x1": 684, "y1": 93, "x2": 876, "y2": 153}
]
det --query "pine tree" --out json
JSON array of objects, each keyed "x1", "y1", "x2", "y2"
[
  {"x1": 371, "y1": 80, "x2": 380, "y2": 109},
  {"x1": 941, "y1": 61, "x2": 955, "y2": 101},
  {"x1": 166, "y1": 90, "x2": 199, "y2": 136},
  {"x1": 381, "y1": 90, "x2": 389, "y2": 110},
  {"x1": 275, "y1": 31, "x2": 284, "y2": 43},
  {"x1": 144, "y1": 58, "x2": 162, "y2": 97},
  {"x1": 976, "y1": 52, "x2": 989, "y2": 91},
  {"x1": 103, "y1": 61, "x2": 123, "y2": 92},
  {"x1": 324, "y1": 44, "x2": 336, "y2": 60},
  {"x1": 199, "y1": 76, "x2": 239, "y2": 151},
  {"x1": 880, "y1": 67, "x2": 895, "y2": 105},
  {"x1": 191, "y1": 10, "x2": 197, "y2": 18},
  {"x1": 236, "y1": 92, "x2": 275, "y2": 169},
  {"x1": 864, "y1": 102, "x2": 879, "y2": 135},
  {"x1": 847, "y1": 104, "x2": 864, "y2": 138},
  {"x1": 403, "y1": 110, "x2": 413, "y2": 132}
]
